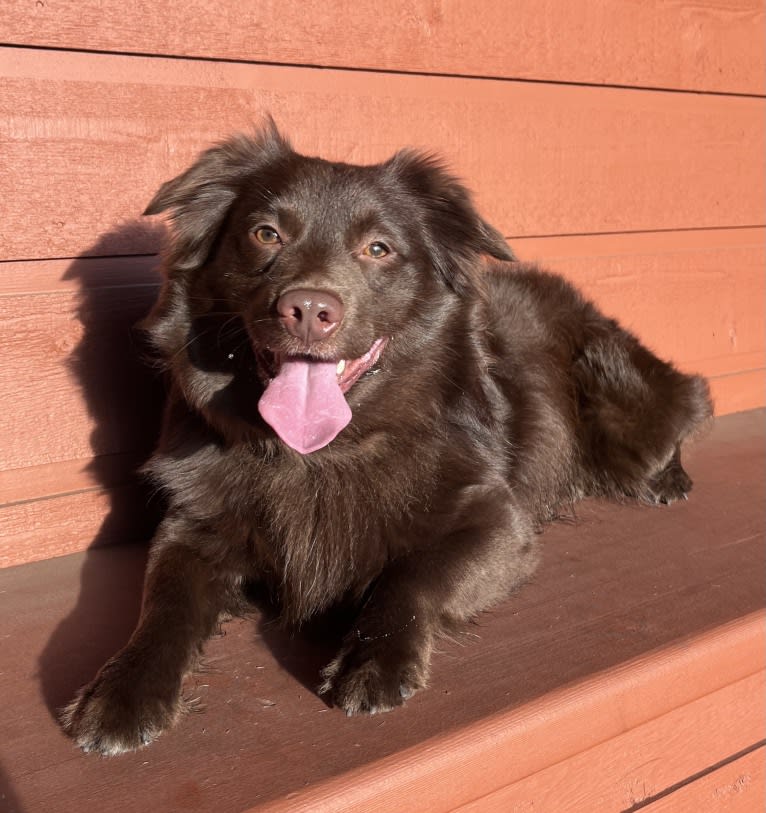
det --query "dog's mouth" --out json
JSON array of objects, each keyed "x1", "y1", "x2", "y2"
[
  {"x1": 256, "y1": 337, "x2": 388, "y2": 454},
  {"x1": 254, "y1": 337, "x2": 387, "y2": 394}
]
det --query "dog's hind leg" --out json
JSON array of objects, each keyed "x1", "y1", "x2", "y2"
[
  {"x1": 573, "y1": 320, "x2": 712, "y2": 503},
  {"x1": 646, "y1": 443, "x2": 694, "y2": 504}
]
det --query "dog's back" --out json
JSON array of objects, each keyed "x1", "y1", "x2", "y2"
[{"x1": 485, "y1": 262, "x2": 712, "y2": 512}]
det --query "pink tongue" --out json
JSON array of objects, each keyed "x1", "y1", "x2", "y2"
[{"x1": 257, "y1": 359, "x2": 352, "y2": 454}]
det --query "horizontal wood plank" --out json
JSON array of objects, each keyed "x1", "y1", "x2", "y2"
[
  {"x1": 1, "y1": 47, "x2": 763, "y2": 262},
  {"x1": 0, "y1": 280, "x2": 163, "y2": 473},
  {"x1": 450, "y1": 674, "x2": 766, "y2": 813},
  {"x1": 642, "y1": 747, "x2": 766, "y2": 812},
  {"x1": 0, "y1": 254, "x2": 160, "y2": 296},
  {"x1": 513, "y1": 231, "x2": 766, "y2": 378},
  {"x1": 709, "y1": 369, "x2": 766, "y2": 418},
  {"x1": 0, "y1": 484, "x2": 162, "y2": 569},
  {"x1": 1, "y1": 1, "x2": 763, "y2": 94},
  {"x1": 0, "y1": 451, "x2": 150, "y2": 509}
]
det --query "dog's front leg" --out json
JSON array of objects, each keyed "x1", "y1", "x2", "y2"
[
  {"x1": 61, "y1": 516, "x2": 235, "y2": 755},
  {"x1": 320, "y1": 486, "x2": 538, "y2": 715}
]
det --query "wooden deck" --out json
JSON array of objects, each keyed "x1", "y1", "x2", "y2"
[{"x1": 1, "y1": 409, "x2": 763, "y2": 812}]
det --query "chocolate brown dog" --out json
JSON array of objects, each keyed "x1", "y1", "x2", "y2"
[{"x1": 62, "y1": 124, "x2": 712, "y2": 754}]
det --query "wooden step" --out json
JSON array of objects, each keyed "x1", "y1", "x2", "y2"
[{"x1": 0, "y1": 409, "x2": 763, "y2": 813}]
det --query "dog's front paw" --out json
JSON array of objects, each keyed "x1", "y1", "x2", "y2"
[
  {"x1": 60, "y1": 657, "x2": 184, "y2": 756},
  {"x1": 319, "y1": 633, "x2": 430, "y2": 716}
]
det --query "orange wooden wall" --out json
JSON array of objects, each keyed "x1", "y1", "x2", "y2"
[{"x1": 1, "y1": 1, "x2": 764, "y2": 568}]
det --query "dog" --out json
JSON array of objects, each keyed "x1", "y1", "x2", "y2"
[{"x1": 61, "y1": 122, "x2": 712, "y2": 755}]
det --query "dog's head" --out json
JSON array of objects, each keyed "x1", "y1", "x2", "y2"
[{"x1": 144, "y1": 122, "x2": 513, "y2": 453}]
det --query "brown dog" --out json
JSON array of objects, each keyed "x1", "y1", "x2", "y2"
[{"x1": 62, "y1": 123, "x2": 712, "y2": 754}]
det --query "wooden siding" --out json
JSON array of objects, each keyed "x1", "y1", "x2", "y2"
[
  {"x1": 0, "y1": 2, "x2": 764, "y2": 567},
  {"x1": 2, "y1": 0, "x2": 764, "y2": 94}
]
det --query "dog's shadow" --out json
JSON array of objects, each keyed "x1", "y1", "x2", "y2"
[
  {"x1": 37, "y1": 222, "x2": 165, "y2": 716},
  {"x1": 38, "y1": 222, "x2": 338, "y2": 721}
]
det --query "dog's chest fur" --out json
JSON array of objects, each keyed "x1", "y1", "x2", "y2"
[{"x1": 148, "y1": 423, "x2": 440, "y2": 621}]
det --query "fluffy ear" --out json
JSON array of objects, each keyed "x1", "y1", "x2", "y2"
[
  {"x1": 385, "y1": 150, "x2": 515, "y2": 294},
  {"x1": 478, "y1": 218, "x2": 517, "y2": 262},
  {"x1": 144, "y1": 121, "x2": 292, "y2": 270}
]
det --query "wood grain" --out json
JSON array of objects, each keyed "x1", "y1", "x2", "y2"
[
  {"x1": 0, "y1": 452, "x2": 147, "y2": 506},
  {"x1": 0, "y1": 482, "x2": 160, "y2": 568},
  {"x1": 1, "y1": 0, "x2": 763, "y2": 94},
  {"x1": 642, "y1": 747, "x2": 765, "y2": 812},
  {"x1": 1, "y1": 488, "x2": 112, "y2": 567},
  {"x1": 1, "y1": 47, "x2": 763, "y2": 262},
  {"x1": 450, "y1": 675, "x2": 766, "y2": 813},
  {"x1": 0, "y1": 279, "x2": 162, "y2": 472}
]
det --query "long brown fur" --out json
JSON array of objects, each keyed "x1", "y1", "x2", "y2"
[{"x1": 61, "y1": 124, "x2": 712, "y2": 754}]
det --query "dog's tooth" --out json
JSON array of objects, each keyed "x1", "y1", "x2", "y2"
[{"x1": 336, "y1": 360, "x2": 346, "y2": 375}]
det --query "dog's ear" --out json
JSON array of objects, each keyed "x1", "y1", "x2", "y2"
[
  {"x1": 478, "y1": 218, "x2": 517, "y2": 262},
  {"x1": 144, "y1": 121, "x2": 292, "y2": 270},
  {"x1": 385, "y1": 150, "x2": 515, "y2": 295}
]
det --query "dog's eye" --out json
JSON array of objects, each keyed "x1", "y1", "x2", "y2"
[
  {"x1": 252, "y1": 226, "x2": 282, "y2": 245},
  {"x1": 364, "y1": 242, "x2": 390, "y2": 259}
]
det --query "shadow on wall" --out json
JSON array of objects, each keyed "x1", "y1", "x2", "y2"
[{"x1": 38, "y1": 221, "x2": 166, "y2": 718}]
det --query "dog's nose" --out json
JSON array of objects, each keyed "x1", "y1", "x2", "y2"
[{"x1": 276, "y1": 289, "x2": 344, "y2": 344}]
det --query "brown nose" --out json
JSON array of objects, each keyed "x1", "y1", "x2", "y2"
[{"x1": 276, "y1": 289, "x2": 344, "y2": 344}]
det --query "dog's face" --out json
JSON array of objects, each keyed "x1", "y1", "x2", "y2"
[{"x1": 144, "y1": 125, "x2": 513, "y2": 452}]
